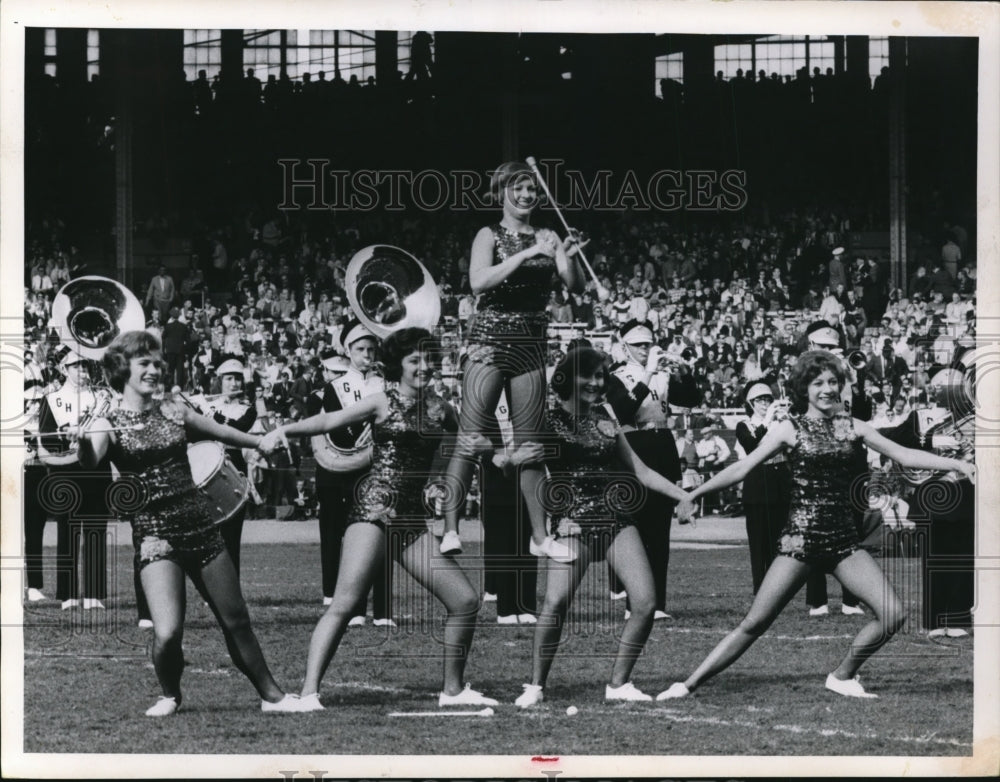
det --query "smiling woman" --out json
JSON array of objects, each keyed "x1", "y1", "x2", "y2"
[{"x1": 76, "y1": 330, "x2": 303, "y2": 716}]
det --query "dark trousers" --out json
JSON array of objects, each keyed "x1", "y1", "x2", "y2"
[
  {"x1": 921, "y1": 479, "x2": 974, "y2": 630},
  {"x1": 318, "y1": 471, "x2": 390, "y2": 619},
  {"x1": 482, "y1": 489, "x2": 538, "y2": 617},
  {"x1": 165, "y1": 352, "x2": 186, "y2": 390},
  {"x1": 744, "y1": 502, "x2": 788, "y2": 594},
  {"x1": 46, "y1": 468, "x2": 111, "y2": 601},
  {"x1": 23, "y1": 462, "x2": 48, "y2": 591},
  {"x1": 609, "y1": 492, "x2": 674, "y2": 613}
]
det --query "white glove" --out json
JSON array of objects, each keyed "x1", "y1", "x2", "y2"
[{"x1": 645, "y1": 345, "x2": 664, "y2": 374}]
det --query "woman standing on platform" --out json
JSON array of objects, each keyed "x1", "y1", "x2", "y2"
[
  {"x1": 657, "y1": 351, "x2": 975, "y2": 701},
  {"x1": 260, "y1": 328, "x2": 499, "y2": 711},
  {"x1": 437, "y1": 161, "x2": 586, "y2": 560},
  {"x1": 78, "y1": 330, "x2": 302, "y2": 716}
]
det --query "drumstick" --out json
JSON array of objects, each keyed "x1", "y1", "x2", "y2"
[{"x1": 525, "y1": 156, "x2": 610, "y2": 302}]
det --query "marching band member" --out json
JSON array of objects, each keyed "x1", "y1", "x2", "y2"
[
  {"x1": 313, "y1": 320, "x2": 390, "y2": 626},
  {"x1": 203, "y1": 359, "x2": 257, "y2": 575},
  {"x1": 35, "y1": 347, "x2": 113, "y2": 610},
  {"x1": 735, "y1": 378, "x2": 792, "y2": 594},
  {"x1": 78, "y1": 330, "x2": 302, "y2": 716},
  {"x1": 604, "y1": 319, "x2": 700, "y2": 620}
]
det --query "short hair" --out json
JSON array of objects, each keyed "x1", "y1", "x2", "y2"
[
  {"x1": 550, "y1": 347, "x2": 606, "y2": 401},
  {"x1": 788, "y1": 350, "x2": 846, "y2": 413},
  {"x1": 103, "y1": 330, "x2": 162, "y2": 392},
  {"x1": 486, "y1": 161, "x2": 536, "y2": 205},
  {"x1": 380, "y1": 327, "x2": 439, "y2": 383}
]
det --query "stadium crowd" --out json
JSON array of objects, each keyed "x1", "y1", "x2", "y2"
[{"x1": 23, "y1": 205, "x2": 976, "y2": 518}]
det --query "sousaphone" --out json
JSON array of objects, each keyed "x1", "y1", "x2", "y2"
[{"x1": 313, "y1": 245, "x2": 441, "y2": 472}]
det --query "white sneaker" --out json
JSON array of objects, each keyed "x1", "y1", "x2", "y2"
[
  {"x1": 83, "y1": 598, "x2": 106, "y2": 610},
  {"x1": 809, "y1": 604, "x2": 829, "y2": 617},
  {"x1": 482, "y1": 592, "x2": 497, "y2": 603},
  {"x1": 262, "y1": 694, "x2": 304, "y2": 712},
  {"x1": 655, "y1": 682, "x2": 690, "y2": 700},
  {"x1": 946, "y1": 628, "x2": 970, "y2": 638},
  {"x1": 497, "y1": 614, "x2": 519, "y2": 625},
  {"x1": 439, "y1": 531, "x2": 463, "y2": 555},
  {"x1": 514, "y1": 683, "x2": 544, "y2": 708},
  {"x1": 517, "y1": 613, "x2": 538, "y2": 625},
  {"x1": 61, "y1": 599, "x2": 80, "y2": 610},
  {"x1": 323, "y1": 596, "x2": 333, "y2": 606},
  {"x1": 825, "y1": 673, "x2": 877, "y2": 699},
  {"x1": 373, "y1": 618, "x2": 397, "y2": 628},
  {"x1": 26, "y1": 588, "x2": 47, "y2": 602},
  {"x1": 529, "y1": 535, "x2": 576, "y2": 563},
  {"x1": 438, "y1": 683, "x2": 498, "y2": 707},
  {"x1": 624, "y1": 609, "x2": 631, "y2": 620},
  {"x1": 841, "y1": 604, "x2": 865, "y2": 616},
  {"x1": 653, "y1": 610, "x2": 671, "y2": 621},
  {"x1": 605, "y1": 682, "x2": 652, "y2": 702},
  {"x1": 298, "y1": 693, "x2": 325, "y2": 712},
  {"x1": 610, "y1": 590, "x2": 627, "y2": 601},
  {"x1": 347, "y1": 615, "x2": 366, "y2": 627},
  {"x1": 138, "y1": 619, "x2": 154, "y2": 629},
  {"x1": 145, "y1": 696, "x2": 179, "y2": 717},
  {"x1": 927, "y1": 628, "x2": 948, "y2": 638}
]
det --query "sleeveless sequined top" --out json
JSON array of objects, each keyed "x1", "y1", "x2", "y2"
[
  {"x1": 106, "y1": 403, "x2": 215, "y2": 537},
  {"x1": 778, "y1": 412, "x2": 863, "y2": 560},
  {"x1": 543, "y1": 404, "x2": 635, "y2": 525},
  {"x1": 348, "y1": 388, "x2": 456, "y2": 525},
  {"x1": 476, "y1": 224, "x2": 557, "y2": 313}
]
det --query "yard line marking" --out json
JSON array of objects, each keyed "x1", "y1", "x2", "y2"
[
  {"x1": 388, "y1": 708, "x2": 495, "y2": 717},
  {"x1": 331, "y1": 681, "x2": 411, "y2": 693},
  {"x1": 521, "y1": 706, "x2": 971, "y2": 749}
]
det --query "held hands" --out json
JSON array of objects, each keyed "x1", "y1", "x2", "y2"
[
  {"x1": 510, "y1": 441, "x2": 546, "y2": 467},
  {"x1": 675, "y1": 494, "x2": 698, "y2": 525},
  {"x1": 257, "y1": 428, "x2": 285, "y2": 456}
]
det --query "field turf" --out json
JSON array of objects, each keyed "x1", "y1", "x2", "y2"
[{"x1": 20, "y1": 536, "x2": 973, "y2": 758}]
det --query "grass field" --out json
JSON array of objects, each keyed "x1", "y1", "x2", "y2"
[{"x1": 19, "y1": 535, "x2": 973, "y2": 759}]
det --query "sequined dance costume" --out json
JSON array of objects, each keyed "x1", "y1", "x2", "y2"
[
  {"x1": 349, "y1": 388, "x2": 455, "y2": 556},
  {"x1": 778, "y1": 413, "x2": 862, "y2": 568},
  {"x1": 107, "y1": 405, "x2": 225, "y2": 569},
  {"x1": 467, "y1": 224, "x2": 556, "y2": 377},
  {"x1": 544, "y1": 405, "x2": 633, "y2": 559}
]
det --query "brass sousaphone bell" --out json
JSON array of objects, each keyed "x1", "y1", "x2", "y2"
[
  {"x1": 312, "y1": 245, "x2": 442, "y2": 473},
  {"x1": 50, "y1": 275, "x2": 147, "y2": 360}
]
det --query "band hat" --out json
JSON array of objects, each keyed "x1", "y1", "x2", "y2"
[
  {"x1": 745, "y1": 382, "x2": 774, "y2": 403},
  {"x1": 619, "y1": 319, "x2": 654, "y2": 345},
  {"x1": 805, "y1": 320, "x2": 841, "y2": 348},
  {"x1": 321, "y1": 354, "x2": 351, "y2": 373},
  {"x1": 341, "y1": 319, "x2": 377, "y2": 349},
  {"x1": 57, "y1": 345, "x2": 87, "y2": 367},
  {"x1": 217, "y1": 359, "x2": 246, "y2": 376}
]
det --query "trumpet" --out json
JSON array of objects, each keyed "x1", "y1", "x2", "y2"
[{"x1": 845, "y1": 350, "x2": 868, "y2": 371}]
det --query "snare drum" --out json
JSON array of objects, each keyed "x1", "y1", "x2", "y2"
[{"x1": 187, "y1": 441, "x2": 249, "y2": 524}]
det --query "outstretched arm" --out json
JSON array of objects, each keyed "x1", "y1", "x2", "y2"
[
  {"x1": 690, "y1": 419, "x2": 795, "y2": 501},
  {"x1": 616, "y1": 434, "x2": 689, "y2": 503},
  {"x1": 183, "y1": 405, "x2": 260, "y2": 449},
  {"x1": 856, "y1": 418, "x2": 975, "y2": 481}
]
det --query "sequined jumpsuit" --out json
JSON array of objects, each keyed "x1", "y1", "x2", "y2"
[
  {"x1": 107, "y1": 404, "x2": 225, "y2": 569},
  {"x1": 467, "y1": 224, "x2": 557, "y2": 376},
  {"x1": 777, "y1": 413, "x2": 863, "y2": 567},
  {"x1": 544, "y1": 405, "x2": 634, "y2": 558},
  {"x1": 348, "y1": 388, "x2": 455, "y2": 556}
]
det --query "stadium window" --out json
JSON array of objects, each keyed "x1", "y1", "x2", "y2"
[
  {"x1": 87, "y1": 29, "x2": 100, "y2": 80},
  {"x1": 869, "y1": 36, "x2": 889, "y2": 87},
  {"x1": 243, "y1": 29, "x2": 289, "y2": 80},
  {"x1": 654, "y1": 51, "x2": 683, "y2": 96},
  {"x1": 183, "y1": 29, "x2": 222, "y2": 81},
  {"x1": 43, "y1": 28, "x2": 56, "y2": 77},
  {"x1": 753, "y1": 35, "x2": 806, "y2": 81},
  {"x1": 715, "y1": 42, "x2": 754, "y2": 79}
]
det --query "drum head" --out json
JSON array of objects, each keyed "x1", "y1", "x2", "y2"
[{"x1": 187, "y1": 441, "x2": 225, "y2": 485}]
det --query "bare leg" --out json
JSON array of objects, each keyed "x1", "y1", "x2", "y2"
[
  {"x1": 399, "y1": 532, "x2": 481, "y2": 695},
  {"x1": 301, "y1": 522, "x2": 385, "y2": 696},
  {"x1": 606, "y1": 527, "x2": 656, "y2": 687},
  {"x1": 141, "y1": 560, "x2": 188, "y2": 702},
  {"x1": 190, "y1": 551, "x2": 285, "y2": 702},
  {"x1": 681, "y1": 555, "x2": 811, "y2": 691},
  {"x1": 440, "y1": 361, "x2": 507, "y2": 538},
  {"x1": 829, "y1": 550, "x2": 905, "y2": 680},
  {"x1": 508, "y1": 368, "x2": 550, "y2": 545},
  {"x1": 529, "y1": 538, "x2": 590, "y2": 687}
]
